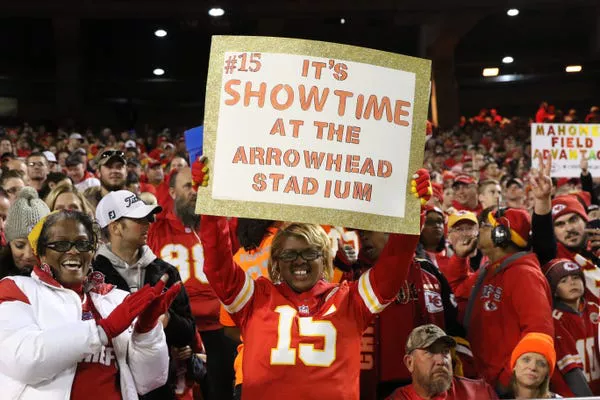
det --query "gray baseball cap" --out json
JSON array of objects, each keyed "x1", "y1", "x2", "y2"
[{"x1": 406, "y1": 324, "x2": 456, "y2": 354}]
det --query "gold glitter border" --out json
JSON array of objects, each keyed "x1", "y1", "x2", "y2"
[{"x1": 196, "y1": 35, "x2": 431, "y2": 234}]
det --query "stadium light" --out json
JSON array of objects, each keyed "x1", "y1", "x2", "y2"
[
  {"x1": 507, "y1": 9, "x2": 519, "y2": 17},
  {"x1": 502, "y1": 56, "x2": 514, "y2": 64},
  {"x1": 154, "y1": 29, "x2": 167, "y2": 38},
  {"x1": 482, "y1": 68, "x2": 499, "y2": 77},
  {"x1": 153, "y1": 68, "x2": 165, "y2": 76},
  {"x1": 565, "y1": 65, "x2": 582, "y2": 73},
  {"x1": 209, "y1": 7, "x2": 225, "y2": 17}
]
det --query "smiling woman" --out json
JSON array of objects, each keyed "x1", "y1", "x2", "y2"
[{"x1": 0, "y1": 210, "x2": 175, "y2": 400}]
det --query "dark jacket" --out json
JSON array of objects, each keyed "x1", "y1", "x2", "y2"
[
  {"x1": 93, "y1": 247, "x2": 197, "y2": 400},
  {"x1": 0, "y1": 246, "x2": 30, "y2": 280}
]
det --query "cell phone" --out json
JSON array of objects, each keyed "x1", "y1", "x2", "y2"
[{"x1": 586, "y1": 219, "x2": 600, "y2": 230}]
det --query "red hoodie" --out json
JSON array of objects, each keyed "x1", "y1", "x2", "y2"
[{"x1": 444, "y1": 252, "x2": 553, "y2": 388}]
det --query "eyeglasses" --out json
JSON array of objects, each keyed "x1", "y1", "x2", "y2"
[
  {"x1": 46, "y1": 240, "x2": 95, "y2": 253},
  {"x1": 277, "y1": 249, "x2": 323, "y2": 262},
  {"x1": 100, "y1": 150, "x2": 125, "y2": 159},
  {"x1": 28, "y1": 161, "x2": 46, "y2": 167}
]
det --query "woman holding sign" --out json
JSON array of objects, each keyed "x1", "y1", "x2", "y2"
[{"x1": 197, "y1": 159, "x2": 432, "y2": 399}]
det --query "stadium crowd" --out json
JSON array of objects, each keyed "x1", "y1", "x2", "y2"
[{"x1": 0, "y1": 103, "x2": 599, "y2": 400}]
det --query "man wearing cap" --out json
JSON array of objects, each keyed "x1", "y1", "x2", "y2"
[
  {"x1": 451, "y1": 175, "x2": 482, "y2": 215},
  {"x1": 444, "y1": 207, "x2": 553, "y2": 394},
  {"x1": 97, "y1": 150, "x2": 127, "y2": 196},
  {"x1": 386, "y1": 324, "x2": 497, "y2": 399},
  {"x1": 93, "y1": 190, "x2": 197, "y2": 400},
  {"x1": 68, "y1": 132, "x2": 84, "y2": 153},
  {"x1": 128, "y1": 159, "x2": 157, "y2": 196},
  {"x1": 42, "y1": 150, "x2": 59, "y2": 172},
  {"x1": 529, "y1": 158, "x2": 600, "y2": 303},
  {"x1": 25, "y1": 152, "x2": 49, "y2": 193},
  {"x1": 66, "y1": 152, "x2": 101, "y2": 192},
  {"x1": 503, "y1": 178, "x2": 525, "y2": 209}
]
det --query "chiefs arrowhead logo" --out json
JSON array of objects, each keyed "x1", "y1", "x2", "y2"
[{"x1": 552, "y1": 204, "x2": 566, "y2": 216}]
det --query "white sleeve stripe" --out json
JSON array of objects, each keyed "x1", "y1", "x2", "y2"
[
  {"x1": 557, "y1": 354, "x2": 582, "y2": 370},
  {"x1": 222, "y1": 272, "x2": 254, "y2": 314},
  {"x1": 358, "y1": 269, "x2": 387, "y2": 314}
]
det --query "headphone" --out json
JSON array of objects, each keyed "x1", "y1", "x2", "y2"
[{"x1": 491, "y1": 207, "x2": 512, "y2": 248}]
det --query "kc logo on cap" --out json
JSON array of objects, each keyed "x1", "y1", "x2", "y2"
[{"x1": 551, "y1": 204, "x2": 566, "y2": 216}]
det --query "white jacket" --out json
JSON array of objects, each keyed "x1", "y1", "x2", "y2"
[{"x1": 0, "y1": 270, "x2": 169, "y2": 400}]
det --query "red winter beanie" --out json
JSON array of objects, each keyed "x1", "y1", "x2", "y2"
[
  {"x1": 543, "y1": 258, "x2": 585, "y2": 295},
  {"x1": 488, "y1": 208, "x2": 531, "y2": 248},
  {"x1": 551, "y1": 195, "x2": 589, "y2": 222}
]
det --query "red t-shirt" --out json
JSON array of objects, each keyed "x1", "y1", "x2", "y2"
[{"x1": 70, "y1": 295, "x2": 120, "y2": 400}]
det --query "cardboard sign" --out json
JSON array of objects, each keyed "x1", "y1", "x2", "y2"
[
  {"x1": 197, "y1": 36, "x2": 431, "y2": 234},
  {"x1": 531, "y1": 123, "x2": 600, "y2": 177}
]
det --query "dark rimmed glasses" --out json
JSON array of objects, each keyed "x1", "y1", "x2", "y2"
[
  {"x1": 277, "y1": 249, "x2": 323, "y2": 262},
  {"x1": 46, "y1": 240, "x2": 95, "y2": 253}
]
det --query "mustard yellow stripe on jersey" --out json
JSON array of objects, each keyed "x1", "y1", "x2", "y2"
[
  {"x1": 224, "y1": 272, "x2": 255, "y2": 314},
  {"x1": 358, "y1": 270, "x2": 387, "y2": 314}
]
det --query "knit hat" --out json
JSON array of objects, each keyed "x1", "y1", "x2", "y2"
[
  {"x1": 5, "y1": 187, "x2": 51, "y2": 242},
  {"x1": 510, "y1": 333, "x2": 556, "y2": 376},
  {"x1": 551, "y1": 195, "x2": 589, "y2": 223},
  {"x1": 543, "y1": 258, "x2": 585, "y2": 295},
  {"x1": 488, "y1": 208, "x2": 530, "y2": 248}
]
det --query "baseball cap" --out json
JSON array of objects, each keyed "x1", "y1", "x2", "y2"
[
  {"x1": 42, "y1": 151, "x2": 57, "y2": 163},
  {"x1": 125, "y1": 140, "x2": 137, "y2": 149},
  {"x1": 65, "y1": 153, "x2": 84, "y2": 167},
  {"x1": 69, "y1": 133, "x2": 83, "y2": 141},
  {"x1": 447, "y1": 211, "x2": 478, "y2": 229},
  {"x1": 95, "y1": 190, "x2": 162, "y2": 228},
  {"x1": 97, "y1": 150, "x2": 126, "y2": 167},
  {"x1": 127, "y1": 158, "x2": 141, "y2": 167},
  {"x1": 406, "y1": 324, "x2": 456, "y2": 354},
  {"x1": 452, "y1": 174, "x2": 476, "y2": 187}
]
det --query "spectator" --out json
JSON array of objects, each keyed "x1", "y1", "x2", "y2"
[
  {"x1": 0, "y1": 210, "x2": 172, "y2": 399},
  {"x1": 543, "y1": 259, "x2": 595, "y2": 396},
  {"x1": 0, "y1": 187, "x2": 50, "y2": 279},
  {"x1": 0, "y1": 189, "x2": 9, "y2": 247},
  {"x1": 504, "y1": 178, "x2": 525, "y2": 209},
  {"x1": 0, "y1": 138, "x2": 13, "y2": 155},
  {"x1": 507, "y1": 333, "x2": 560, "y2": 399},
  {"x1": 168, "y1": 156, "x2": 188, "y2": 173},
  {"x1": 26, "y1": 152, "x2": 49, "y2": 192},
  {"x1": 126, "y1": 172, "x2": 141, "y2": 196},
  {"x1": 45, "y1": 181, "x2": 95, "y2": 217},
  {"x1": 68, "y1": 132, "x2": 85, "y2": 153},
  {"x1": 445, "y1": 207, "x2": 553, "y2": 394},
  {"x1": 478, "y1": 179, "x2": 502, "y2": 210},
  {"x1": 1, "y1": 151, "x2": 14, "y2": 168},
  {"x1": 97, "y1": 150, "x2": 127, "y2": 196},
  {"x1": 93, "y1": 190, "x2": 197, "y2": 400},
  {"x1": 0, "y1": 169, "x2": 25, "y2": 205},
  {"x1": 38, "y1": 171, "x2": 71, "y2": 201},
  {"x1": 145, "y1": 160, "x2": 165, "y2": 187},
  {"x1": 419, "y1": 206, "x2": 449, "y2": 270},
  {"x1": 386, "y1": 325, "x2": 497, "y2": 400},
  {"x1": 585, "y1": 106, "x2": 599, "y2": 123},
  {"x1": 451, "y1": 175, "x2": 481, "y2": 214},
  {"x1": 148, "y1": 167, "x2": 238, "y2": 400},
  {"x1": 66, "y1": 152, "x2": 101, "y2": 192},
  {"x1": 6, "y1": 158, "x2": 28, "y2": 180}
]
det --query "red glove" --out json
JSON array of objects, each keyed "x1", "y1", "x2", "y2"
[
  {"x1": 411, "y1": 168, "x2": 432, "y2": 206},
  {"x1": 191, "y1": 156, "x2": 210, "y2": 190},
  {"x1": 135, "y1": 278, "x2": 182, "y2": 333},
  {"x1": 97, "y1": 284, "x2": 157, "y2": 340}
]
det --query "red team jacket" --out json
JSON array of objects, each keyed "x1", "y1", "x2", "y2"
[
  {"x1": 444, "y1": 252, "x2": 554, "y2": 388},
  {"x1": 147, "y1": 210, "x2": 221, "y2": 331},
  {"x1": 386, "y1": 377, "x2": 498, "y2": 400},
  {"x1": 200, "y1": 215, "x2": 419, "y2": 400},
  {"x1": 551, "y1": 300, "x2": 600, "y2": 396}
]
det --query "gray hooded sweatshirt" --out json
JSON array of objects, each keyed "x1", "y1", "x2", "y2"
[{"x1": 96, "y1": 243, "x2": 158, "y2": 292}]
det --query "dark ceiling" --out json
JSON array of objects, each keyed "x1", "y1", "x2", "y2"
[{"x1": 0, "y1": 0, "x2": 598, "y2": 126}]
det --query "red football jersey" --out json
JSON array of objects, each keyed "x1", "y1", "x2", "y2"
[
  {"x1": 552, "y1": 301, "x2": 600, "y2": 396},
  {"x1": 201, "y1": 216, "x2": 418, "y2": 400},
  {"x1": 147, "y1": 210, "x2": 221, "y2": 331}
]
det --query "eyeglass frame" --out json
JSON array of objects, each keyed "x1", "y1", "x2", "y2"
[
  {"x1": 45, "y1": 240, "x2": 95, "y2": 253},
  {"x1": 276, "y1": 248, "x2": 324, "y2": 263}
]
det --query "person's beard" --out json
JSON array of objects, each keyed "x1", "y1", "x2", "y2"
[
  {"x1": 175, "y1": 194, "x2": 200, "y2": 230},
  {"x1": 563, "y1": 230, "x2": 587, "y2": 251},
  {"x1": 101, "y1": 177, "x2": 125, "y2": 192},
  {"x1": 413, "y1": 365, "x2": 452, "y2": 396}
]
